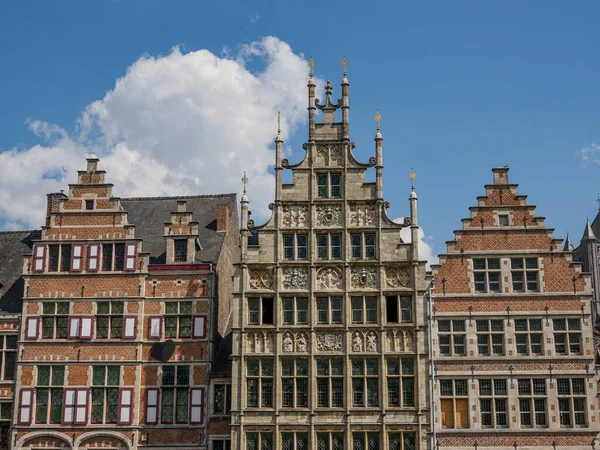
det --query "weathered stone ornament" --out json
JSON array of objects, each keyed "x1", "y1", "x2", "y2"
[
  {"x1": 283, "y1": 267, "x2": 308, "y2": 290},
  {"x1": 386, "y1": 266, "x2": 411, "y2": 288},
  {"x1": 282, "y1": 332, "x2": 294, "y2": 353},
  {"x1": 349, "y1": 204, "x2": 376, "y2": 226},
  {"x1": 296, "y1": 332, "x2": 308, "y2": 353},
  {"x1": 282, "y1": 205, "x2": 308, "y2": 228},
  {"x1": 352, "y1": 332, "x2": 363, "y2": 352},
  {"x1": 248, "y1": 268, "x2": 274, "y2": 289},
  {"x1": 316, "y1": 144, "x2": 343, "y2": 166},
  {"x1": 316, "y1": 266, "x2": 343, "y2": 290},
  {"x1": 366, "y1": 331, "x2": 378, "y2": 352},
  {"x1": 351, "y1": 266, "x2": 377, "y2": 289},
  {"x1": 316, "y1": 333, "x2": 343, "y2": 351},
  {"x1": 316, "y1": 205, "x2": 342, "y2": 226}
]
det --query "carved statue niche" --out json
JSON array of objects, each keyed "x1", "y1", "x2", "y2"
[
  {"x1": 352, "y1": 332, "x2": 364, "y2": 352},
  {"x1": 282, "y1": 332, "x2": 294, "y2": 353},
  {"x1": 366, "y1": 331, "x2": 378, "y2": 352},
  {"x1": 296, "y1": 332, "x2": 308, "y2": 353}
]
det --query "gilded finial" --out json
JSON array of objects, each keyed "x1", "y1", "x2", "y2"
[
  {"x1": 308, "y1": 56, "x2": 315, "y2": 76},
  {"x1": 375, "y1": 110, "x2": 382, "y2": 130},
  {"x1": 409, "y1": 168, "x2": 416, "y2": 191},
  {"x1": 341, "y1": 55, "x2": 348, "y2": 76},
  {"x1": 242, "y1": 171, "x2": 248, "y2": 195}
]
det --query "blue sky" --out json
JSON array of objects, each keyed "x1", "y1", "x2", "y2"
[{"x1": 1, "y1": 1, "x2": 599, "y2": 260}]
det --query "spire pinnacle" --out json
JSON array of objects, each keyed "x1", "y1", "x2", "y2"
[
  {"x1": 375, "y1": 109, "x2": 382, "y2": 131},
  {"x1": 308, "y1": 56, "x2": 315, "y2": 77},
  {"x1": 277, "y1": 111, "x2": 281, "y2": 135},
  {"x1": 242, "y1": 171, "x2": 248, "y2": 195},
  {"x1": 409, "y1": 168, "x2": 416, "y2": 191},
  {"x1": 341, "y1": 55, "x2": 348, "y2": 77},
  {"x1": 596, "y1": 193, "x2": 600, "y2": 210}
]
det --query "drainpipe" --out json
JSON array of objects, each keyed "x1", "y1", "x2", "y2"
[
  {"x1": 204, "y1": 266, "x2": 216, "y2": 449},
  {"x1": 427, "y1": 280, "x2": 436, "y2": 450}
]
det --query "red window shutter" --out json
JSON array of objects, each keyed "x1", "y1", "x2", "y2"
[
  {"x1": 87, "y1": 244, "x2": 100, "y2": 272},
  {"x1": 124, "y1": 242, "x2": 137, "y2": 271},
  {"x1": 18, "y1": 389, "x2": 34, "y2": 424},
  {"x1": 189, "y1": 388, "x2": 205, "y2": 424},
  {"x1": 32, "y1": 244, "x2": 46, "y2": 273},
  {"x1": 62, "y1": 389, "x2": 76, "y2": 424},
  {"x1": 71, "y1": 243, "x2": 84, "y2": 272},
  {"x1": 192, "y1": 316, "x2": 207, "y2": 339},
  {"x1": 74, "y1": 389, "x2": 89, "y2": 424},
  {"x1": 123, "y1": 316, "x2": 137, "y2": 339},
  {"x1": 145, "y1": 388, "x2": 160, "y2": 424},
  {"x1": 79, "y1": 317, "x2": 94, "y2": 339},
  {"x1": 148, "y1": 317, "x2": 162, "y2": 339},
  {"x1": 25, "y1": 316, "x2": 39, "y2": 340},
  {"x1": 118, "y1": 388, "x2": 134, "y2": 424}
]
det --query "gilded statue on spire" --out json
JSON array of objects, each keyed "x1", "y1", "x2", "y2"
[
  {"x1": 375, "y1": 110, "x2": 382, "y2": 130},
  {"x1": 341, "y1": 55, "x2": 348, "y2": 76},
  {"x1": 308, "y1": 56, "x2": 315, "y2": 76}
]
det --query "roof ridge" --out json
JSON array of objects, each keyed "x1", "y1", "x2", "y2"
[
  {"x1": 121, "y1": 193, "x2": 237, "y2": 201},
  {"x1": 0, "y1": 229, "x2": 39, "y2": 235}
]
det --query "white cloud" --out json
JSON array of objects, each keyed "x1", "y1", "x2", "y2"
[
  {"x1": 577, "y1": 143, "x2": 600, "y2": 166},
  {"x1": 0, "y1": 37, "x2": 314, "y2": 230},
  {"x1": 394, "y1": 217, "x2": 438, "y2": 268},
  {"x1": 249, "y1": 13, "x2": 260, "y2": 24}
]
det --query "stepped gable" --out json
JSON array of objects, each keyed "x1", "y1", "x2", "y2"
[{"x1": 0, "y1": 230, "x2": 40, "y2": 313}]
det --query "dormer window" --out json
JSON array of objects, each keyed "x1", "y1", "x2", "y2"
[
  {"x1": 499, "y1": 215, "x2": 509, "y2": 227},
  {"x1": 317, "y1": 173, "x2": 341, "y2": 198},
  {"x1": 175, "y1": 240, "x2": 188, "y2": 262},
  {"x1": 85, "y1": 200, "x2": 94, "y2": 210}
]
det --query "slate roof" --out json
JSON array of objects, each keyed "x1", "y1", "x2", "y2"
[
  {"x1": 121, "y1": 194, "x2": 237, "y2": 265},
  {"x1": 591, "y1": 210, "x2": 600, "y2": 242},
  {"x1": 0, "y1": 230, "x2": 40, "y2": 314}
]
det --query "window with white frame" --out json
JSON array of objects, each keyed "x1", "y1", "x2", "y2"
[
  {"x1": 282, "y1": 359, "x2": 308, "y2": 408},
  {"x1": 42, "y1": 302, "x2": 69, "y2": 339},
  {"x1": 352, "y1": 359, "x2": 379, "y2": 407},
  {"x1": 317, "y1": 234, "x2": 342, "y2": 260},
  {"x1": 213, "y1": 384, "x2": 232, "y2": 415},
  {"x1": 515, "y1": 319, "x2": 543, "y2": 355},
  {"x1": 387, "y1": 358, "x2": 415, "y2": 407},
  {"x1": 35, "y1": 366, "x2": 64, "y2": 424},
  {"x1": 557, "y1": 378, "x2": 586, "y2": 427},
  {"x1": 246, "y1": 432, "x2": 273, "y2": 450},
  {"x1": 247, "y1": 359, "x2": 273, "y2": 408},
  {"x1": 281, "y1": 432, "x2": 308, "y2": 450},
  {"x1": 511, "y1": 257, "x2": 539, "y2": 292},
  {"x1": 438, "y1": 320, "x2": 466, "y2": 356},
  {"x1": 317, "y1": 297, "x2": 342, "y2": 325},
  {"x1": 473, "y1": 258, "x2": 501, "y2": 293},
  {"x1": 518, "y1": 378, "x2": 547, "y2": 428},
  {"x1": 0, "y1": 335, "x2": 17, "y2": 381},
  {"x1": 317, "y1": 359, "x2": 343, "y2": 407},
  {"x1": 317, "y1": 173, "x2": 341, "y2": 198},
  {"x1": 174, "y1": 239, "x2": 188, "y2": 262},
  {"x1": 316, "y1": 432, "x2": 344, "y2": 450},
  {"x1": 553, "y1": 318, "x2": 582, "y2": 355},
  {"x1": 161, "y1": 365, "x2": 190, "y2": 424},
  {"x1": 476, "y1": 319, "x2": 504, "y2": 356},
  {"x1": 350, "y1": 233, "x2": 376, "y2": 259},
  {"x1": 385, "y1": 295, "x2": 412, "y2": 323},
  {"x1": 248, "y1": 297, "x2": 274, "y2": 325},
  {"x1": 282, "y1": 297, "x2": 308, "y2": 325},
  {"x1": 440, "y1": 379, "x2": 469, "y2": 428},
  {"x1": 283, "y1": 234, "x2": 308, "y2": 260},
  {"x1": 352, "y1": 432, "x2": 379, "y2": 450},
  {"x1": 479, "y1": 379, "x2": 508, "y2": 428},
  {"x1": 351, "y1": 296, "x2": 377, "y2": 324},
  {"x1": 389, "y1": 432, "x2": 416, "y2": 450}
]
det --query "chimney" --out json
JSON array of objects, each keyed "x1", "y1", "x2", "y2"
[
  {"x1": 46, "y1": 192, "x2": 68, "y2": 227},
  {"x1": 86, "y1": 158, "x2": 99, "y2": 172},
  {"x1": 177, "y1": 200, "x2": 187, "y2": 213},
  {"x1": 492, "y1": 167, "x2": 509, "y2": 185},
  {"x1": 217, "y1": 204, "x2": 229, "y2": 233}
]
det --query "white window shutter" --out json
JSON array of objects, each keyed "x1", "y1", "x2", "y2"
[
  {"x1": 19, "y1": 389, "x2": 33, "y2": 424},
  {"x1": 124, "y1": 317, "x2": 136, "y2": 338},
  {"x1": 189, "y1": 388, "x2": 204, "y2": 424},
  {"x1": 193, "y1": 316, "x2": 206, "y2": 338},
  {"x1": 25, "y1": 317, "x2": 39, "y2": 340},
  {"x1": 69, "y1": 317, "x2": 81, "y2": 338},
  {"x1": 119, "y1": 388, "x2": 133, "y2": 424},
  {"x1": 146, "y1": 388, "x2": 159, "y2": 424},
  {"x1": 75, "y1": 390, "x2": 88, "y2": 424},
  {"x1": 125, "y1": 242, "x2": 137, "y2": 270},
  {"x1": 80, "y1": 317, "x2": 93, "y2": 339},
  {"x1": 63, "y1": 389, "x2": 75, "y2": 423},
  {"x1": 149, "y1": 317, "x2": 161, "y2": 339}
]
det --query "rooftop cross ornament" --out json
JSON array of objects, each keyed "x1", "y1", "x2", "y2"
[
  {"x1": 341, "y1": 55, "x2": 348, "y2": 76},
  {"x1": 242, "y1": 171, "x2": 248, "y2": 194},
  {"x1": 375, "y1": 109, "x2": 382, "y2": 131},
  {"x1": 308, "y1": 56, "x2": 315, "y2": 76},
  {"x1": 409, "y1": 168, "x2": 416, "y2": 191}
]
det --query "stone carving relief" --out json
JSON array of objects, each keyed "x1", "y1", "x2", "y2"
[
  {"x1": 316, "y1": 205, "x2": 342, "y2": 227},
  {"x1": 246, "y1": 331, "x2": 274, "y2": 353},
  {"x1": 316, "y1": 266, "x2": 343, "y2": 290},
  {"x1": 316, "y1": 333, "x2": 343, "y2": 352},
  {"x1": 315, "y1": 144, "x2": 343, "y2": 167},
  {"x1": 351, "y1": 266, "x2": 377, "y2": 289},
  {"x1": 366, "y1": 331, "x2": 378, "y2": 352},
  {"x1": 352, "y1": 332, "x2": 363, "y2": 352},
  {"x1": 385, "y1": 266, "x2": 411, "y2": 288},
  {"x1": 349, "y1": 204, "x2": 376, "y2": 227},
  {"x1": 282, "y1": 267, "x2": 308, "y2": 290},
  {"x1": 281, "y1": 331, "x2": 309, "y2": 353},
  {"x1": 282, "y1": 205, "x2": 308, "y2": 228},
  {"x1": 248, "y1": 268, "x2": 274, "y2": 289},
  {"x1": 385, "y1": 329, "x2": 414, "y2": 352},
  {"x1": 351, "y1": 331, "x2": 378, "y2": 353}
]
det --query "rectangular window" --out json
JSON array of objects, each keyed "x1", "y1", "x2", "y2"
[
  {"x1": 479, "y1": 379, "x2": 508, "y2": 428},
  {"x1": 317, "y1": 297, "x2": 342, "y2": 325},
  {"x1": 518, "y1": 379, "x2": 547, "y2": 428},
  {"x1": 282, "y1": 359, "x2": 309, "y2": 408},
  {"x1": 213, "y1": 384, "x2": 232, "y2": 415},
  {"x1": 96, "y1": 301, "x2": 124, "y2": 339},
  {"x1": 246, "y1": 360, "x2": 273, "y2": 408},
  {"x1": 46, "y1": 244, "x2": 76, "y2": 272},
  {"x1": 352, "y1": 359, "x2": 379, "y2": 407},
  {"x1": 350, "y1": 233, "x2": 376, "y2": 259},
  {"x1": 440, "y1": 379, "x2": 469, "y2": 428},
  {"x1": 473, "y1": 258, "x2": 501, "y2": 293},
  {"x1": 476, "y1": 319, "x2": 505, "y2": 356},
  {"x1": 35, "y1": 365, "x2": 64, "y2": 424},
  {"x1": 351, "y1": 296, "x2": 377, "y2": 324},
  {"x1": 316, "y1": 432, "x2": 344, "y2": 450},
  {"x1": 165, "y1": 301, "x2": 193, "y2": 339},
  {"x1": 63, "y1": 388, "x2": 89, "y2": 424},
  {"x1": 511, "y1": 258, "x2": 539, "y2": 292},
  {"x1": 246, "y1": 433, "x2": 272, "y2": 450},
  {"x1": 114, "y1": 243, "x2": 125, "y2": 271},
  {"x1": 515, "y1": 319, "x2": 543, "y2": 355},
  {"x1": 91, "y1": 366, "x2": 121, "y2": 424},
  {"x1": 317, "y1": 234, "x2": 342, "y2": 260},
  {"x1": 102, "y1": 244, "x2": 113, "y2": 271},
  {"x1": 283, "y1": 234, "x2": 307, "y2": 260},
  {"x1": 317, "y1": 359, "x2": 343, "y2": 408},
  {"x1": 0, "y1": 335, "x2": 17, "y2": 381},
  {"x1": 85, "y1": 199, "x2": 94, "y2": 210},
  {"x1": 42, "y1": 302, "x2": 69, "y2": 339},
  {"x1": 60, "y1": 244, "x2": 72, "y2": 272},
  {"x1": 352, "y1": 432, "x2": 379, "y2": 450},
  {"x1": 499, "y1": 215, "x2": 509, "y2": 226},
  {"x1": 282, "y1": 297, "x2": 308, "y2": 325},
  {"x1": 557, "y1": 378, "x2": 587, "y2": 427},
  {"x1": 213, "y1": 440, "x2": 231, "y2": 450},
  {"x1": 247, "y1": 297, "x2": 274, "y2": 325},
  {"x1": 385, "y1": 295, "x2": 412, "y2": 323},
  {"x1": 317, "y1": 173, "x2": 342, "y2": 198},
  {"x1": 438, "y1": 320, "x2": 466, "y2": 356},
  {"x1": 389, "y1": 432, "x2": 416, "y2": 450},
  {"x1": 174, "y1": 240, "x2": 187, "y2": 262},
  {"x1": 387, "y1": 358, "x2": 415, "y2": 407},
  {"x1": 281, "y1": 432, "x2": 308, "y2": 450},
  {"x1": 48, "y1": 245, "x2": 59, "y2": 272},
  {"x1": 161, "y1": 365, "x2": 190, "y2": 424},
  {"x1": 0, "y1": 403, "x2": 11, "y2": 448},
  {"x1": 553, "y1": 318, "x2": 582, "y2": 355}
]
